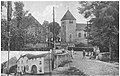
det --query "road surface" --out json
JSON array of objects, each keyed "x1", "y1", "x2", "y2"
[{"x1": 71, "y1": 51, "x2": 119, "y2": 76}]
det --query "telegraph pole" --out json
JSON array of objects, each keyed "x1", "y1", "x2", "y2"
[
  {"x1": 51, "y1": 6, "x2": 55, "y2": 71},
  {"x1": 7, "y1": 1, "x2": 12, "y2": 76},
  {"x1": 53, "y1": 6, "x2": 55, "y2": 49},
  {"x1": 87, "y1": 21, "x2": 89, "y2": 56}
]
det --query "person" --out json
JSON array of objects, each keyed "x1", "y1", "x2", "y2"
[
  {"x1": 82, "y1": 50, "x2": 86, "y2": 59},
  {"x1": 71, "y1": 49, "x2": 74, "y2": 59}
]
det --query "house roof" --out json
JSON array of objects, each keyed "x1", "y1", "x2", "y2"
[
  {"x1": 76, "y1": 23, "x2": 87, "y2": 31},
  {"x1": 2, "y1": 57, "x2": 17, "y2": 67},
  {"x1": 17, "y1": 53, "x2": 48, "y2": 62},
  {"x1": 61, "y1": 10, "x2": 76, "y2": 21}
]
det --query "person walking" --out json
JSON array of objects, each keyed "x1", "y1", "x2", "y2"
[
  {"x1": 82, "y1": 50, "x2": 86, "y2": 59},
  {"x1": 71, "y1": 49, "x2": 74, "y2": 59}
]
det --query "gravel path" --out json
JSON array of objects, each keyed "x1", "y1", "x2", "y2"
[{"x1": 71, "y1": 51, "x2": 119, "y2": 76}]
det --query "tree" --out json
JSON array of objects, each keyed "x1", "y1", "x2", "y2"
[
  {"x1": 10, "y1": 1, "x2": 28, "y2": 50},
  {"x1": 78, "y1": 1, "x2": 119, "y2": 60},
  {"x1": 48, "y1": 22, "x2": 61, "y2": 41}
]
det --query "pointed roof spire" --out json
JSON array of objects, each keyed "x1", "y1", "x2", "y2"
[{"x1": 61, "y1": 9, "x2": 76, "y2": 21}]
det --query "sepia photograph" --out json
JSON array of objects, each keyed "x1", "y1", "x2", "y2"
[{"x1": 1, "y1": 1, "x2": 119, "y2": 76}]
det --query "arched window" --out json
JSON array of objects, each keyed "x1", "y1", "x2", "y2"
[{"x1": 78, "y1": 33, "x2": 81, "y2": 37}]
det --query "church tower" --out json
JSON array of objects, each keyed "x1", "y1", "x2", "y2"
[{"x1": 61, "y1": 10, "x2": 76, "y2": 43}]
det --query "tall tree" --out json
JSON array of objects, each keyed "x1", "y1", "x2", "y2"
[
  {"x1": 78, "y1": 1, "x2": 119, "y2": 60},
  {"x1": 11, "y1": 1, "x2": 28, "y2": 50},
  {"x1": 48, "y1": 22, "x2": 61, "y2": 42}
]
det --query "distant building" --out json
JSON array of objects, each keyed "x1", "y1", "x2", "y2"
[
  {"x1": 61, "y1": 10, "x2": 87, "y2": 45},
  {"x1": 24, "y1": 13, "x2": 47, "y2": 43},
  {"x1": 1, "y1": 57, "x2": 17, "y2": 73},
  {"x1": 16, "y1": 53, "x2": 51, "y2": 74}
]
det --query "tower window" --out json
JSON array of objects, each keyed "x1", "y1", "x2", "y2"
[
  {"x1": 84, "y1": 33, "x2": 86, "y2": 38},
  {"x1": 78, "y1": 33, "x2": 81, "y2": 37},
  {"x1": 62, "y1": 21, "x2": 65, "y2": 24},
  {"x1": 39, "y1": 61, "x2": 42, "y2": 65},
  {"x1": 69, "y1": 20, "x2": 73, "y2": 24}
]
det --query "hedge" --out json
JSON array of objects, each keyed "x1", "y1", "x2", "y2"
[{"x1": 68, "y1": 47, "x2": 93, "y2": 52}]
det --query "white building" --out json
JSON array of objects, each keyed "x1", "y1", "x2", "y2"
[
  {"x1": 17, "y1": 54, "x2": 46, "y2": 74},
  {"x1": 61, "y1": 10, "x2": 87, "y2": 45}
]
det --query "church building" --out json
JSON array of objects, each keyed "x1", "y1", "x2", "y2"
[{"x1": 61, "y1": 10, "x2": 87, "y2": 45}]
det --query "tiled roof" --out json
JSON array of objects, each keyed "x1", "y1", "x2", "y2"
[
  {"x1": 61, "y1": 10, "x2": 76, "y2": 21},
  {"x1": 22, "y1": 53, "x2": 47, "y2": 59},
  {"x1": 76, "y1": 23, "x2": 87, "y2": 31},
  {"x1": 17, "y1": 53, "x2": 48, "y2": 62}
]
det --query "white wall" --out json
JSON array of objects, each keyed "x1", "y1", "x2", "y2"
[
  {"x1": 61, "y1": 20, "x2": 76, "y2": 42},
  {"x1": 17, "y1": 56, "x2": 44, "y2": 74},
  {"x1": 76, "y1": 31, "x2": 87, "y2": 44}
]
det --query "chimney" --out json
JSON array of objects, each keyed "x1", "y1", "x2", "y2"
[{"x1": 28, "y1": 13, "x2": 32, "y2": 17}]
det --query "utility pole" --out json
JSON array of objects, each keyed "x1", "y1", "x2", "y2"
[
  {"x1": 87, "y1": 21, "x2": 89, "y2": 56},
  {"x1": 51, "y1": 6, "x2": 55, "y2": 71},
  {"x1": 53, "y1": 6, "x2": 55, "y2": 49},
  {"x1": 7, "y1": 1, "x2": 12, "y2": 76},
  {"x1": 48, "y1": 26, "x2": 51, "y2": 76}
]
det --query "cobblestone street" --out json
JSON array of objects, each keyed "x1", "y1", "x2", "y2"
[{"x1": 71, "y1": 51, "x2": 119, "y2": 76}]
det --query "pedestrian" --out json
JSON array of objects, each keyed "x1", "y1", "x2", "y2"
[
  {"x1": 82, "y1": 50, "x2": 86, "y2": 59},
  {"x1": 71, "y1": 49, "x2": 74, "y2": 59}
]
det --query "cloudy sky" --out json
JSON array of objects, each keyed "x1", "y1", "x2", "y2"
[{"x1": 23, "y1": 1, "x2": 88, "y2": 24}]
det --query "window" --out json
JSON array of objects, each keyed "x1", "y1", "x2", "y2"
[
  {"x1": 39, "y1": 67, "x2": 42, "y2": 72},
  {"x1": 26, "y1": 65, "x2": 29, "y2": 71},
  {"x1": 17, "y1": 61, "x2": 20, "y2": 64},
  {"x1": 26, "y1": 60, "x2": 28, "y2": 63},
  {"x1": 62, "y1": 21, "x2": 65, "y2": 24},
  {"x1": 70, "y1": 34, "x2": 72, "y2": 38},
  {"x1": 84, "y1": 34, "x2": 86, "y2": 38},
  {"x1": 78, "y1": 33, "x2": 81, "y2": 37},
  {"x1": 21, "y1": 60, "x2": 23, "y2": 64},
  {"x1": 39, "y1": 61, "x2": 42, "y2": 65},
  {"x1": 69, "y1": 20, "x2": 73, "y2": 24},
  {"x1": 21, "y1": 66, "x2": 23, "y2": 70},
  {"x1": 18, "y1": 67, "x2": 19, "y2": 70}
]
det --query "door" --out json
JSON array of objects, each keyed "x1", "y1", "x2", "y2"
[{"x1": 31, "y1": 65, "x2": 37, "y2": 74}]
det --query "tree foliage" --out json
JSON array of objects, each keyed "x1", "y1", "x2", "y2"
[
  {"x1": 48, "y1": 22, "x2": 61, "y2": 42},
  {"x1": 78, "y1": 1, "x2": 119, "y2": 59}
]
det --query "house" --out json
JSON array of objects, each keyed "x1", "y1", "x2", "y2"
[
  {"x1": 16, "y1": 53, "x2": 51, "y2": 74},
  {"x1": 61, "y1": 10, "x2": 87, "y2": 45},
  {"x1": 23, "y1": 13, "x2": 47, "y2": 43},
  {"x1": 1, "y1": 57, "x2": 17, "y2": 74}
]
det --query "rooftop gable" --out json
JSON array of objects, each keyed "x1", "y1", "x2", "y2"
[{"x1": 61, "y1": 10, "x2": 76, "y2": 21}]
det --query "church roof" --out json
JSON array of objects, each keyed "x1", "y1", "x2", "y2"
[{"x1": 61, "y1": 10, "x2": 76, "y2": 21}]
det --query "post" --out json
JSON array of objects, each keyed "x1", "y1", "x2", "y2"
[
  {"x1": 7, "y1": 1, "x2": 12, "y2": 76},
  {"x1": 87, "y1": 21, "x2": 89, "y2": 56},
  {"x1": 51, "y1": 6, "x2": 55, "y2": 71},
  {"x1": 48, "y1": 28, "x2": 51, "y2": 76}
]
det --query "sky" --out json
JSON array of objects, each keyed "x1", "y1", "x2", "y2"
[
  {"x1": 1, "y1": 51, "x2": 49, "y2": 63},
  {"x1": 1, "y1": 1, "x2": 88, "y2": 63},
  {"x1": 22, "y1": 1, "x2": 88, "y2": 24}
]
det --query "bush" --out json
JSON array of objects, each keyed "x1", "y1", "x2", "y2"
[
  {"x1": 75, "y1": 42, "x2": 87, "y2": 47},
  {"x1": 62, "y1": 67, "x2": 86, "y2": 75},
  {"x1": 68, "y1": 47, "x2": 93, "y2": 52},
  {"x1": 58, "y1": 60, "x2": 72, "y2": 67},
  {"x1": 98, "y1": 52, "x2": 110, "y2": 62}
]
